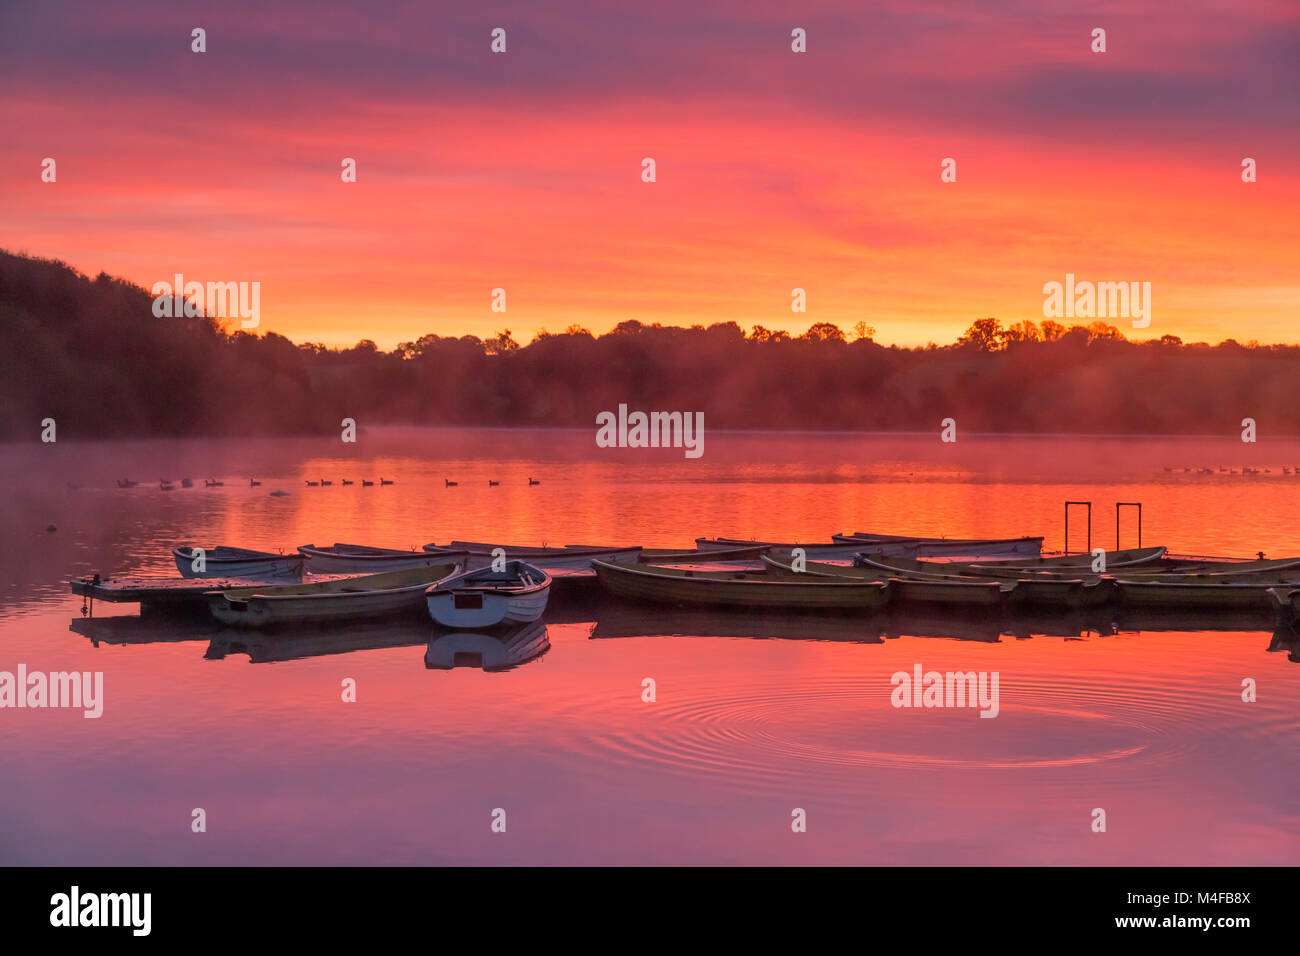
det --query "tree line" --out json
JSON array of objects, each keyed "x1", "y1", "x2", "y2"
[{"x1": 2, "y1": 249, "x2": 1297, "y2": 438}]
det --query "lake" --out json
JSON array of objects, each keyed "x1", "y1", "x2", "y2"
[{"x1": 1, "y1": 428, "x2": 1297, "y2": 864}]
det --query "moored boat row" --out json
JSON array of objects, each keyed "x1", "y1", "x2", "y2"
[
  {"x1": 590, "y1": 545, "x2": 1300, "y2": 614},
  {"x1": 75, "y1": 529, "x2": 1300, "y2": 622}
]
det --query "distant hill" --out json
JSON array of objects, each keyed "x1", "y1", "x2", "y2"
[{"x1": 2, "y1": 249, "x2": 1298, "y2": 438}]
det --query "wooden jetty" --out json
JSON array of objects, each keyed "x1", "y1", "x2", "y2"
[{"x1": 69, "y1": 572, "x2": 351, "y2": 611}]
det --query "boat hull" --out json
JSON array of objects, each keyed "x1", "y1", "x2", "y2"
[
  {"x1": 426, "y1": 587, "x2": 548, "y2": 632},
  {"x1": 1007, "y1": 578, "x2": 1114, "y2": 609},
  {"x1": 1116, "y1": 580, "x2": 1281, "y2": 612},
  {"x1": 889, "y1": 578, "x2": 1009, "y2": 606}
]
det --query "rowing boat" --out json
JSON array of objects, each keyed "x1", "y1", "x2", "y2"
[
  {"x1": 592, "y1": 557, "x2": 891, "y2": 610},
  {"x1": 298, "y1": 543, "x2": 462, "y2": 573},
  {"x1": 425, "y1": 619, "x2": 551, "y2": 671},
  {"x1": 693, "y1": 538, "x2": 868, "y2": 560},
  {"x1": 173, "y1": 545, "x2": 303, "y2": 579},
  {"x1": 426, "y1": 561, "x2": 551, "y2": 628},
  {"x1": 832, "y1": 532, "x2": 1045, "y2": 557},
  {"x1": 423, "y1": 541, "x2": 641, "y2": 570},
  {"x1": 208, "y1": 562, "x2": 462, "y2": 628},
  {"x1": 761, "y1": 553, "x2": 1012, "y2": 607}
]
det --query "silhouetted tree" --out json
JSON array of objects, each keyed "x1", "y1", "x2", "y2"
[{"x1": 4, "y1": 249, "x2": 1298, "y2": 438}]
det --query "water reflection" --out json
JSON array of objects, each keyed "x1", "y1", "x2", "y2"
[
  {"x1": 590, "y1": 604, "x2": 1295, "y2": 656},
  {"x1": 206, "y1": 621, "x2": 430, "y2": 664},
  {"x1": 69, "y1": 614, "x2": 217, "y2": 648},
  {"x1": 425, "y1": 620, "x2": 551, "y2": 671},
  {"x1": 1267, "y1": 624, "x2": 1300, "y2": 663},
  {"x1": 67, "y1": 605, "x2": 1296, "y2": 663}
]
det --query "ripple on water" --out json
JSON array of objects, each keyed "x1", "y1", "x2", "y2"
[{"x1": 555, "y1": 666, "x2": 1294, "y2": 801}]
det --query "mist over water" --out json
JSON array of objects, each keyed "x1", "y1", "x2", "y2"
[{"x1": 2, "y1": 429, "x2": 1298, "y2": 864}]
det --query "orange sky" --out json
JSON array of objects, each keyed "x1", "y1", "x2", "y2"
[{"x1": 2, "y1": 1, "x2": 1297, "y2": 348}]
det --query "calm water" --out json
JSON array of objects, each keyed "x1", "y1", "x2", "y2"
[{"x1": 2, "y1": 429, "x2": 1298, "y2": 865}]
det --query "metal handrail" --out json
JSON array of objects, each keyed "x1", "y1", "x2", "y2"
[
  {"x1": 1064, "y1": 500, "x2": 1091, "y2": 554},
  {"x1": 1116, "y1": 501, "x2": 1142, "y2": 549}
]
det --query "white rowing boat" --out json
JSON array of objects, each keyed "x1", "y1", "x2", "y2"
[{"x1": 426, "y1": 561, "x2": 552, "y2": 628}]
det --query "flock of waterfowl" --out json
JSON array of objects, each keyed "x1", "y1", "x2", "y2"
[
  {"x1": 110, "y1": 476, "x2": 543, "y2": 492},
  {"x1": 1163, "y1": 465, "x2": 1300, "y2": 475},
  {"x1": 69, "y1": 531, "x2": 1300, "y2": 632}
]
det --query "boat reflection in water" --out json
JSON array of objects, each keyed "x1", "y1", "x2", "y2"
[
  {"x1": 69, "y1": 614, "x2": 428, "y2": 664},
  {"x1": 1267, "y1": 624, "x2": 1300, "y2": 663},
  {"x1": 70, "y1": 614, "x2": 218, "y2": 649},
  {"x1": 587, "y1": 602, "x2": 1297, "y2": 654},
  {"x1": 69, "y1": 614, "x2": 551, "y2": 669},
  {"x1": 425, "y1": 619, "x2": 550, "y2": 672},
  {"x1": 205, "y1": 618, "x2": 431, "y2": 664},
  {"x1": 67, "y1": 603, "x2": 1298, "y2": 664}
]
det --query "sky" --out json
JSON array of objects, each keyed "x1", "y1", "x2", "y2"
[{"x1": 2, "y1": 0, "x2": 1298, "y2": 349}]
